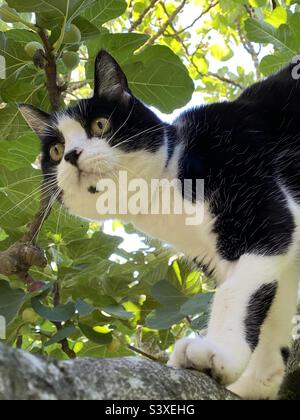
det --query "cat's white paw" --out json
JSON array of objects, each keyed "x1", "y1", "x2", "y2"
[
  {"x1": 227, "y1": 368, "x2": 284, "y2": 400},
  {"x1": 168, "y1": 337, "x2": 244, "y2": 385}
]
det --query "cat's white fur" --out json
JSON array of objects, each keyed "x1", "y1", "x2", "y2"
[{"x1": 56, "y1": 115, "x2": 299, "y2": 400}]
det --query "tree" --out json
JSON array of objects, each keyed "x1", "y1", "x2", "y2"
[{"x1": 0, "y1": 0, "x2": 299, "y2": 395}]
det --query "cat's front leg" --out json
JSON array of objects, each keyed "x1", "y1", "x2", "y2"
[
  {"x1": 168, "y1": 256, "x2": 253, "y2": 385},
  {"x1": 168, "y1": 255, "x2": 299, "y2": 398}
]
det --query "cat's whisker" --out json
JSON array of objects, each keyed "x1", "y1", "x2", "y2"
[
  {"x1": 0, "y1": 173, "x2": 46, "y2": 190},
  {"x1": 55, "y1": 201, "x2": 64, "y2": 236},
  {"x1": 107, "y1": 102, "x2": 136, "y2": 147},
  {"x1": 111, "y1": 125, "x2": 165, "y2": 151},
  {"x1": 0, "y1": 179, "x2": 58, "y2": 221},
  {"x1": 32, "y1": 188, "x2": 61, "y2": 243}
]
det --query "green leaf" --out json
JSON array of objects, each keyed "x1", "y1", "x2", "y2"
[
  {"x1": 0, "y1": 136, "x2": 39, "y2": 170},
  {"x1": 180, "y1": 292, "x2": 214, "y2": 316},
  {"x1": 81, "y1": 0, "x2": 127, "y2": 28},
  {"x1": 150, "y1": 280, "x2": 187, "y2": 307},
  {"x1": 103, "y1": 304, "x2": 134, "y2": 320},
  {"x1": 265, "y1": 6, "x2": 287, "y2": 29},
  {"x1": 127, "y1": 45, "x2": 194, "y2": 113},
  {"x1": 0, "y1": 30, "x2": 39, "y2": 78},
  {"x1": 66, "y1": 231, "x2": 123, "y2": 263},
  {"x1": 87, "y1": 33, "x2": 149, "y2": 63},
  {"x1": 72, "y1": 16, "x2": 101, "y2": 40},
  {"x1": 0, "y1": 166, "x2": 41, "y2": 236},
  {"x1": 79, "y1": 323, "x2": 113, "y2": 344},
  {"x1": 87, "y1": 35, "x2": 194, "y2": 113},
  {"x1": 260, "y1": 51, "x2": 293, "y2": 76},
  {"x1": 0, "y1": 281, "x2": 25, "y2": 324},
  {"x1": 245, "y1": 18, "x2": 296, "y2": 55},
  {"x1": 210, "y1": 41, "x2": 234, "y2": 61},
  {"x1": 0, "y1": 104, "x2": 32, "y2": 140},
  {"x1": 190, "y1": 313, "x2": 209, "y2": 331},
  {"x1": 0, "y1": 5, "x2": 22, "y2": 23},
  {"x1": 146, "y1": 307, "x2": 184, "y2": 330},
  {"x1": 146, "y1": 280, "x2": 187, "y2": 330},
  {"x1": 0, "y1": 228, "x2": 8, "y2": 242},
  {"x1": 45, "y1": 325, "x2": 77, "y2": 347},
  {"x1": 6, "y1": 0, "x2": 56, "y2": 13},
  {"x1": 31, "y1": 298, "x2": 75, "y2": 322},
  {"x1": 75, "y1": 299, "x2": 94, "y2": 316},
  {"x1": 289, "y1": 13, "x2": 300, "y2": 50}
]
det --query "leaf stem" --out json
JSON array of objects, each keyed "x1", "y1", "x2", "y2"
[{"x1": 53, "y1": 0, "x2": 70, "y2": 53}]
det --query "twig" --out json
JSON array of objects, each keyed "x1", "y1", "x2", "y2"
[
  {"x1": 129, "y1": 0, "x2": 160, "y2": 33},
  {"x1": 137, "y1": 0, "x2": 187, "y2": 53},
  {"x1": 52, "y1": 283, "x2": 76, "y2": 359},
  {"x1": 162, "y1": 3, "x2": 243, "y2": 90},
  {"x1": 238, "y1": 25, "x2": 261, "y2": 80},
  {"x1": 271, "y1": 0, "x2": 277, "y2": 10},
  {"x1": 164, "y1": 1, "x2": 219, "y2": 37},
  {"x1": 127, "y1": 344, "x2": 161, "y2": 363}
]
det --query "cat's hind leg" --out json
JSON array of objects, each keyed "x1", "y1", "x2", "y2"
[
  {"x1": 228, "y1": 266, "x2": 298, "y2": 400},
  {"x1": 168, "y1": 254, "x2": 298, "y2": 397}
]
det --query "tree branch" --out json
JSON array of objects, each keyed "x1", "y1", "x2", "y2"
[
  {"x1": 0, "y1": 343, "x2": 239, "y2": 400},
  {"x1": 129, "y1": 0, "x2": 160, "y2": 33},
  {"x1": 137, "y1": 0, "x2": 187, "y2": 53},
  {"x1": 38, "y1": 28, "x2": 62, "y2": 112},
  {"x1": 0, "y1": 341, "x2": 299, "y2": 400},
  {"x1": 164, "y1": 1, "x2": 219, "y2": 37},
  {"x1": 161, "y1": 3, "x2": 243, "y2": 90},
  {"x1": 52, "y1": 283, "x2": 76, "y2": 359},
  {"x1": 0, "y1": 28, "x2": 62, "y2": 287},
  {"x1": 238, "y1": 24, "x2": 261, "y2": 80}
]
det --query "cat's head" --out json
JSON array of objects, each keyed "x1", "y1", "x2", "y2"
[{"x1": 19, "y1": 51, "x2": 168, "y2": 221}]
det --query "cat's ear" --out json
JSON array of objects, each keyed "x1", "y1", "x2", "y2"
[
  {"x1": 94, "y1": 50, "x2": 131, "y2": 101},
  {"x1": 18, "y1": 104, "x2": 51, "y2": 138}
]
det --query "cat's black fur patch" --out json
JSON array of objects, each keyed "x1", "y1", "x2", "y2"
[
  {"x1": 245, "y1": 282, "x2": 278, "y2": 351},
  {"x1": 178, "y1": 64, "x2": 300, "y2": 261},
  {"x1": 281, "y1": 347, "x2": 291, "y2": 366},
  {"x1": 88, "y1": 186, "x2": 98, "y2": 194}
]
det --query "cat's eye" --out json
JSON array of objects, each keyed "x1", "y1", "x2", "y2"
[
  {"x1": 92, "y1": 118, "x2": 111, "y2": 137},
  {"x1": 49, "y1": 143, "x2": 65, "y2": 162}
]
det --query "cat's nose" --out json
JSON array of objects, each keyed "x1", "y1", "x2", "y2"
[{"x1": 64, "y1": 149, "x2": 82, "y2": 166}]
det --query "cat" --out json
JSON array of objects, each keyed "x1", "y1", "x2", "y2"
[{"x1": 19, "y1": 50, "x2": 300, "y2": 400}]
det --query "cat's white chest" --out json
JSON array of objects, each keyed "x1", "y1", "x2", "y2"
[{"x1": 133, "y1": 200, "x2": 232, "y2": 283}]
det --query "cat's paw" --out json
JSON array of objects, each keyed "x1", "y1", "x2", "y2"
[
  {"x1": 168, "y1": 337, "x2": 244, "y2": 385},
  {"x1": 227, "y1": 368, "x2": 284, "y2": 400}
]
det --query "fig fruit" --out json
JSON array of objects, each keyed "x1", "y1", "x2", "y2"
[
  {"x1": 62, "y1": 51, "x2": 80, "y2": 71},
  {"x1": 63, "y1": 24, "x2": 81, "y2": 44},
  {"x1": 22, "y1": 308, "x2": 39, "y2": 324},
  {"x1": 25, "y1": 41, "x2": 44, "y2": 58}
]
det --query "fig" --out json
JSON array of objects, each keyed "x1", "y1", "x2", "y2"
[
  {"x1": 62, "y1": 51, "x2": 80, "y2": 71},
  {"x1": 107, "y1": 338, "x2": 121, "y2": 353},
  {"x1": 22, "y1": 308, "x2": 39, "y2": 324},
  {"x1": 25, "y1": 41, "x2": 44, "y2": 58},
  {"x1": 63, "y1": 24, "x2": 81, "y2": 44}
]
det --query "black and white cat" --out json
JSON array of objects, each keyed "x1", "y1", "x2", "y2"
[{"x1": 19, "y1": 51, "x2": 300, "y2": 400}]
